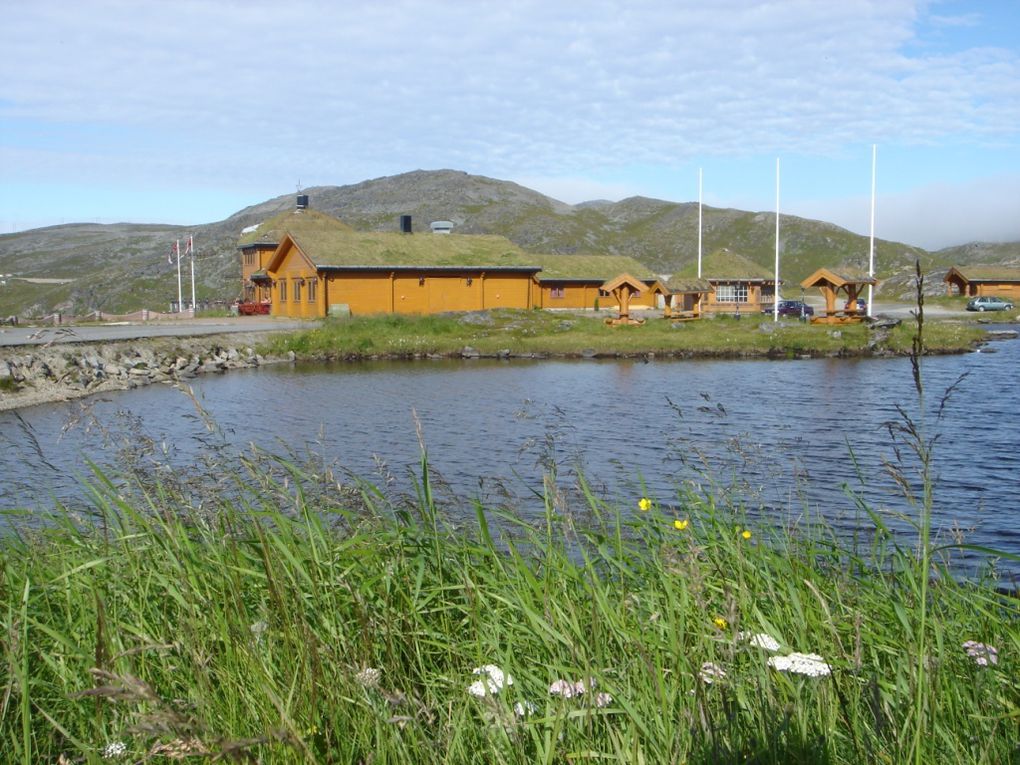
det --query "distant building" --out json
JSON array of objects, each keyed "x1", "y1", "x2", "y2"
[
  {"x1": 944, "y1": 266, "x2": 1020, "y2": 300},
  {"x1": 430, "y1": 220, "x2": 454, "y2": 234}
]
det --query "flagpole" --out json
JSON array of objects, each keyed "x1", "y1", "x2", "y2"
[
  {"x1": 868, "y1": 144, "x2": 876, "y2": 318},
  {"x1": 697, "y1": 168, "x2": 703, "y2": 279},
  {"x1": 189, "y1": 235, "x2": 196, "y2": 317},
  {"x1": 176, "y1": 239, "x2": 183, "y2": 314},
  {"x1": 773, "y1": 157, "x2": 780, "y2": 322}
]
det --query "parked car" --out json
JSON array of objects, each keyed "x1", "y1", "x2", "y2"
[
  {"x1": 763, "y1": 300, "x2": 814, "y2": 317},
  {"x1": 967, "y1": 296, "x2": 1015, "y2": 312}
]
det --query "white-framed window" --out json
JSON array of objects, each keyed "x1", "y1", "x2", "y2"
[
  {"x1": 307, "y1": 278, "x2": 317, "y2": 302},
  {"x1": 279, "y1": 279, "x2": 287, "y2": 302},
  {"x1": 715, "y1": 283, "x2": 748, "y2": 303}
]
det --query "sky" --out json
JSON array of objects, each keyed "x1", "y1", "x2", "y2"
[{"x1": 1, "y1": 0, "x2": 1019, "y2": 250}]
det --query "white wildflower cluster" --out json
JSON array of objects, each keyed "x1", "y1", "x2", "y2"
[
  {"x1": 513, "y1": 700, "x2": 538, "y2": 717},
  {"x1": 548, "y1": 676, "x2": 612, "y2": 706},
  {"x1": 101, "y1": 741, "x2": 127, "y2": 759},
  {"x1": 356, "y1": 666, "x2": 382, "y2": 688},
  {"x1": 699, "y1": 662, "x2": 727, "y2": 684},
  {"x1": 962, "y1": 641, "x2": 999, "y2": 667},
  {"x1": 467, "y1": 664, "x2": 515, "y2": 697},
  {"x1": 767, "y1": 652, "x2": 831, "y2": 677},
  {"x1": 737, "y1": 631, "x2": 781, "y2": 652}
]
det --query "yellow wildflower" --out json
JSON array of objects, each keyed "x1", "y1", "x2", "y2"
[
  {"x1": 638, "y1": 497, "x2": 652, "y2": 512},
  {"x1": 741, "y1": 529, "x2": 752, "y2": 540},
  {"x1": 713, "y1": 617, "x2": 728, "y2": 629},
  {"x1": 674, "y1": 518, "x2": 689, "y2": 531}
]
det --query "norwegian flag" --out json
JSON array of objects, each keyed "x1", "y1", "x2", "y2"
[
  {"x1": 168, "y1": 240, "x2": 178, "y2": 265},
  {"x1": 185, "y1": 235, "x2": 194, "y2": 257}
]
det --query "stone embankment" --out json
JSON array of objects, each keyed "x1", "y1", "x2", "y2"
[{"x1": 0, "y1": 334, "x2": 290, "y2": 412}]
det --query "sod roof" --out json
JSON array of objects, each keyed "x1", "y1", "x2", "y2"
[
  {"x1": 243, "y1": 210, "x2": 654, "y2": 280},
  {"x1": 946, "y1": 266, "x2": 1020, "y2": 282},
  {"x1": 238, "y1": 209, "x2": 354, "y2": 246}
]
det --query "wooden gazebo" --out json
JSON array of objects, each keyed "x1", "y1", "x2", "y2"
[
  {"x1": 800, "y1": 267, "x2": 877, "y2": 324},
  {"x1": 601, "y1": 273, "x2": 649, "y2": 326}
]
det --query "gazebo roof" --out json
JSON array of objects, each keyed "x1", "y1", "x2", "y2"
[
  {"x1": 601, "y1": 273, "x2": 649, "y2": 293},
  {"x1": 800, "y1": 267, "x2": 877, "y2": 289},
  {"x1": 666, "y1": 276, "x2": 714, "y2": 294}
]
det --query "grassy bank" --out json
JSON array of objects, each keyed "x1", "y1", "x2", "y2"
[
  {"x1": 2, "y1": 450, "x2": 1017, "y2": 764},
  {"x1": 261, "y1": 309, "x2": 987, "y2": 360}
]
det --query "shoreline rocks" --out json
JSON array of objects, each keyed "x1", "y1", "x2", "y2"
[{"x1": 0, "y1": 334, "x2": 284, "y2": 412}]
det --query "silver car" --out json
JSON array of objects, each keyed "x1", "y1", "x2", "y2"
[{"x1": 967, "y1": 296, "x2": 1015, "y2": 312}]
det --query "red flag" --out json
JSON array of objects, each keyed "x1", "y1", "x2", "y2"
[
  {"x1": 168, "y1": 240, "x2": 178, "y2": 264},
  {"x1": 185, "y1": 236, "x2": 194, "y2": 256}
]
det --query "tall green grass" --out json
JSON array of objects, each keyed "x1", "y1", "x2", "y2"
[{"x1": 1, "y1": 446, "x2": 1016, "y2": 763}]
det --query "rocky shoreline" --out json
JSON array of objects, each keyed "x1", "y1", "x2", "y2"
[{"x1": 0, "y1": 333, "x2": 291, "y2": 412}]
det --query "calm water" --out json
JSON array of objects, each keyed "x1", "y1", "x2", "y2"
[{"x1": 2, "y1": 334, "x2": 1018, "y2": 574}]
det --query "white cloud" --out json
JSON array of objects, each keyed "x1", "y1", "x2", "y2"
[{"x1": 1, "y1": 0, "x2": 1018, "y2": 245}]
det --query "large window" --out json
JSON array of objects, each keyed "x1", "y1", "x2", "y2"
[
  {"x1": 293, "y1": 280, "x2": 302, "y2": 302},
  {"x1": 715, "y1": 283, "x2": 748, "y2": 303},
  {"x1": 279, "y1": 279, "x2": 287, "y2": 302},
  {"x1": 550, "y1": 286, "x2": 565, "y2": 299},
  {"x1": 307, "y1": 278, "x2": 317, "y2": 302}
]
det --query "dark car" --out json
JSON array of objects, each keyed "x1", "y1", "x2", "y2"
[{"x1": 765, "y1": 300, "x2": 814, "y2": 317}]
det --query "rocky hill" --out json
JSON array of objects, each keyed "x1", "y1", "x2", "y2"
[{"x1": 1, "y1": 169, "x2": 1017, "y2": 316}]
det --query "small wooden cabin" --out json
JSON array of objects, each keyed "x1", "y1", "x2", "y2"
[{"x1": 944, "y1": 266, "x2": 1020, "y2": 300}]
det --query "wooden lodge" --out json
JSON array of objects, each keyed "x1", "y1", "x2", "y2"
[
  {"x1": 944, "y1": 266, "x2": 1020, "y2": 300},
  {"x1": 237, "y1": 206, "x2": 659, "y2": 319},
  {"x1": 800, "y1": 267, "x2": 877, "y2": 324}
]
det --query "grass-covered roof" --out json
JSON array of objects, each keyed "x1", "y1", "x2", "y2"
[
  {"x1": 947, "y1": 266, "x2": 1020, "y2": 282},
  {"x1": 238, "y1": 209, "x2": 354, "y2": 246},
  {"x1": 243, "y1": 209, "x2": 655, "y2": 280}
]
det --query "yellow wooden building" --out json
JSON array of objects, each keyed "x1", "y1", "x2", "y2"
[
  {"x1": 944, "y1": 266, "x2": 1020, "y2": 300},
  {"x1": 239, "y1": 207, "x2": 660, "y2": 319}
]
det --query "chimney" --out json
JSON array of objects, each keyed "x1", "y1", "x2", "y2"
[
  {"x1": 400, "y1": 215, "x2": 412, "y2": 234},
  {"x1": 296, "y1": 194, "x2": 309, "y2": 211}
]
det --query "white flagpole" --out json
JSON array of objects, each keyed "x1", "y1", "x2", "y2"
[
  {"x1": 697, "y1": 168, "x2": 703, "y2": 279},
  {"x1": 868, "y1": 144, "x2": 876, "y2": 318},
  {"x1": 175, "y1": 239, "x2": 183, "y2": 314},
  {"x1": 773, "y1": 157, "x2": 780, "y2": 322},
  {"x1": 189, "y1": 235, "x2": 196, "y2": 317}
]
